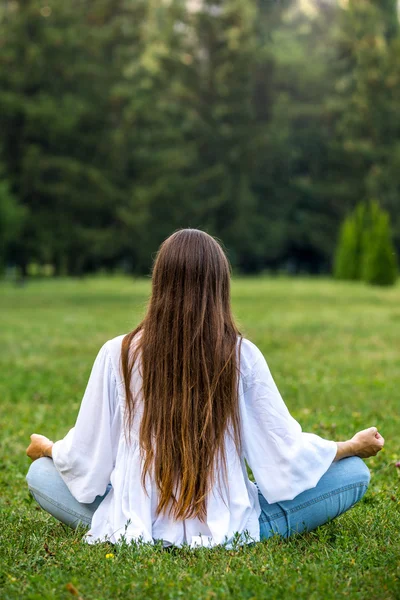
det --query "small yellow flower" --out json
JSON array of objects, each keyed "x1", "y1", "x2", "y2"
[{"x1": 105, "y1": 553, "x2": 114, "y2": 559}]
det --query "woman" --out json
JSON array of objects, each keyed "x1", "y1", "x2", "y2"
[{"x1": 26, "y1": 229, "x2": 384, "y2": 548}]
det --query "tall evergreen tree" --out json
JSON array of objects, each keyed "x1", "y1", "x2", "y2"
[
  {"x1": 333, "y1": 0, "x2": 400, "y2": 250},
  {"x1": 116, "y1": 0, "x2": 264, "y2": 272},
  {"x1": 0, "y1": 1, "x2": 131, "y2": 274},
  {"x1": 0, "y1": 172, "x2": 25, "y2": 273},
  {"x1": 187, "y1": 0, "x2": 262, "y2": 271}
]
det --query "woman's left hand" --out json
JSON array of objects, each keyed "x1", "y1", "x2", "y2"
[{"x1": 26, "y1": 434, "x2": 54, "y2": 461}]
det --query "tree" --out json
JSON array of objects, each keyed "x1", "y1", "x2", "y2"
[
  {"x1": 0, "y1": 173, "x2": 25, "y2": 273},
  {"x1": 334, "y1": 200, "x2": 398, "y2": 286},
  {"x1": 116, "y1": 0, "x2": 265, "y2": 273},
  {"x1": 0, "y1": 0, "x2": 130, "y2": 274},
  {"x1": 363, "y1": 203, "x2": 397, "y2": 286},
  {"x1": 253, "y1": 0, "x2": 349, "y2": 273},
  {"x1": 334, "y1": 215, "x2": 357, "y2": 280},
  {"x1": 0, "y1": 0, "x2": 399, "y2": 276},
  {"x1": 334, "y1": 202, "x2": 367, "y2": 280},
  {"x1": 333, "y1": 0, "x2": 400, "y2": 250}
]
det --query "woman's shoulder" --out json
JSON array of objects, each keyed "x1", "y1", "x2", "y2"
[
  {"x1": 100, "y1": 334, "x2": 127, "y2": 384},
  {"x1": 103, "y1": 333, "x2": 127, "y2": 355},
  {"x1": 237, "y1": 336, "x2": 266, "y2": 378}
]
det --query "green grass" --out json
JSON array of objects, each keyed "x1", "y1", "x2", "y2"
[{"x1": 0, "y1": 276, "x2": 399, "y2": 599}]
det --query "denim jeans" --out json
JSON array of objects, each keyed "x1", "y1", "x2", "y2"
[
  {"x1": 26, "y1": 456, "x2": 370, "y2": 540},
  {"x1": 258, "y1": 456, "x2": 370, "y2": 539}
]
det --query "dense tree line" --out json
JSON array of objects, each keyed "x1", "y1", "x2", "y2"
[{"x1": 0, "y1": 0, "x2": 399, "y2": 275}]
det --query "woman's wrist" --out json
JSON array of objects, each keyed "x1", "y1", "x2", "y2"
[
  {"x1": 43, "y1": 441, "x2": 54, "y2": 458},
  {"x1": 334, "y1": 440, "x2": 355, "y2": 461}
]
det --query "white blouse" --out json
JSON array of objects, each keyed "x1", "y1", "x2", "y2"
[{"x1": 52, "y1": 335, "x2": 337, "y2": 548}]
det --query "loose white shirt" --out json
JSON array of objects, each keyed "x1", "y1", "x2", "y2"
[{"x1": 52, "y1": 335, "x2": 337, "y2": 548}]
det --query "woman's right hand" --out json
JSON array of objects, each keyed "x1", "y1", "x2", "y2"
[
  {"x1": 350, "y1": 427, "x2": 385, "y2": 458},
  {"x1": 26, "y1": 433, "x2": 54, "y2": 461}
]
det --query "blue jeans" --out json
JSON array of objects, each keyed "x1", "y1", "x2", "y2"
[
  {"x1": 258, "y1": 456, "x2": 370, "y2": 539},
  {"x1": 26, "y1": 456, "x2": 370, "y2": 540}
]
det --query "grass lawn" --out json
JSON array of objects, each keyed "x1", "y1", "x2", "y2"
[{"x1": 0, "y1": 276, "x2": 399, "y2": 599}]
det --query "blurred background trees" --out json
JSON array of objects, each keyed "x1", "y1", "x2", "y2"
[
  {"x1": 0, "y1": 0, "x2": 399, "y2": 279},
  {"x1": 334, "y1": 201, "x2": 397, "y2": 285}
]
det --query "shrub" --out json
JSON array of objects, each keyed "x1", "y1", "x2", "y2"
[
  {"x1": 334, "y1": 203, "x2": 367, "y2": 280},
  {"x1": 363, "y1": 204, "x2": 398, "y2": 286},
  {"x1": 334, "y1": 201, "x2": 398, "y2": 286}
]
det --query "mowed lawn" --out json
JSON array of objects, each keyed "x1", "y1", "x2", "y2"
[{"x1": 0, "y1": 276, "x2": 399, "y2": 599}]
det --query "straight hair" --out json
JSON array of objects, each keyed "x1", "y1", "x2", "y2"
[{"x1": 121, "y1": 229, "x2": 242, "y2": 521}]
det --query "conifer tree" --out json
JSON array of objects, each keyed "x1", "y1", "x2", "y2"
[
  {"x1": 0, "y1": 0, "x2": 133, "y2": 274},
  {"x1": 334, "y1": 0, "x2": 400, "y2": 250},
  {"x1": 363, "y1": 204, "x2": 398, "y2": 286},
  {"x1": 0, "y1": 174, "x2": 25, "y2": 273},
  {"x1": 334, "y1": 203, "x2": 367, "y2": 280},
  {"x1": 334, "y1": 215, "x2": 357, "y2": 280},
  {"x1": 334, "y1": 200, "x2": 398, "y2": 286}
]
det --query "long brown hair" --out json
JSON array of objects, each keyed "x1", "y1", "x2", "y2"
[{"x1": 121, "y1": 229, "x2": 242, "y2": 521}]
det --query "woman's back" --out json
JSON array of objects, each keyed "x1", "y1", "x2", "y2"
[{"x1": 51, "y1": 333, "x2": 337, "y2": 548}]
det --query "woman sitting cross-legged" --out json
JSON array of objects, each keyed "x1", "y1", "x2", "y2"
[{"x1": 26, "y1": 229, "x2": 384, "y2": 548}]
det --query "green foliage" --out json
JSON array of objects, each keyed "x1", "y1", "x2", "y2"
[
  {"x1": 363, "y1": 203, "x2": 398, "y2": 286},
  {"x1": 334, "y1": 201, "x2": 398, "y2": 286},
  {"x1": 0, "y1": 0, "x2": 132, "y2": 274},
  {"x1": 334, "y1": 216, "x2": 358, "y2": 280},
  {"x1": 1, "y1": 277, "x2": 399, "y2": 598},
  {"x1": 334, "y1": 202, "x2": 367, "y2": 280},
  {"x1": 0, "y1": 1, "x2": 400, "y2": 275},
  {"x1": 0, "y1": 174, "x2": 25, "y2": 271},
  {"x1": 333, "y1": 0, "x2": 400, "y2": 246}
]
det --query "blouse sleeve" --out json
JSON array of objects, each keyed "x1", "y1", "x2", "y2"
[
  {"x1": 52, "y1": 343, "x2": 121, "y2": 503},
  {"x1": 241, "y1": 349, "x2": 337, "y2": 504}
]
